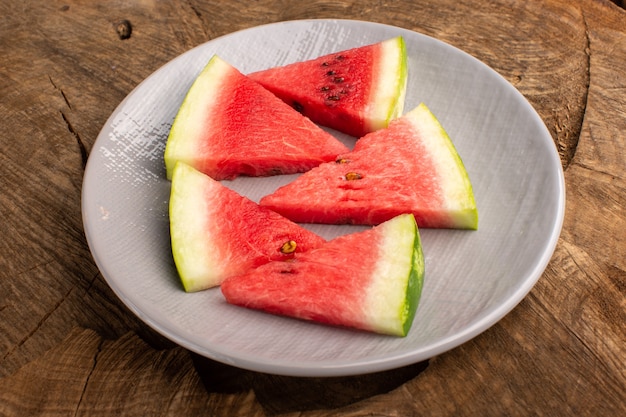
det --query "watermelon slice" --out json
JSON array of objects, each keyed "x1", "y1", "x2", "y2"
[
  {"x1": 169, "y1": 162, "x2": 326, "y2": 292},
  {"x1": 221, "y1": 213, "x2": 424, "y2": 337},
  {"x1": 164, "y1": 55, "x2": 349, "y2": 181},
  {"x1": 248, "y1": 37, "x2": 407, "y2": 138},
  {"x1": 259, "y1": 103, "x2": 478, "y2": 229}
]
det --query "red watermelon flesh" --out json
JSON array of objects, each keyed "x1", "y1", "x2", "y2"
[
  {"x1": 259, "y1": 103, "x2": 478, "y2": 229},
  {"x1": 169, "y1": 162, "x2": 326, "y2": 292},
  {"x1": 221, "y1": 213, "x2": 424, "y2": 336},
  {"x1": 248, "y1": 37, "x2": 407, "y2": 138},
  {"x1": 164, "y1": 55, "x2": 349, "y2": 181}
]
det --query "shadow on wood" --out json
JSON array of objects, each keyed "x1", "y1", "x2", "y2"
[{"x1": 191, "y1": 352, "x2": 428, "y2": 414}]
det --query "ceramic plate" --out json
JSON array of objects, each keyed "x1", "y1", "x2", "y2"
[{"x1": 82, "y1": 19, "x2": 565, "y2": 377}]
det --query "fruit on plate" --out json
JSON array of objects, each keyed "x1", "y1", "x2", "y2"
[
  {"x1": 169, "y1": 162, "x2": 326, "y2": 292},
  {"x1": 260, "y1": 103, "x2": 478, "y2": 229},
  {"x1": 221, "y1": 213, "x2": 424, "y2": 337},
  {"x1": 164, "y1": 55, "x2": 349, "y2": 181},
  {"x1": 248, "y1": 37, "x2": 408, "y2": 138}
]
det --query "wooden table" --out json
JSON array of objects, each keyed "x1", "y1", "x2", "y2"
[{"x1": 1, "y1": 0, "x2": 624, "y2": 415}]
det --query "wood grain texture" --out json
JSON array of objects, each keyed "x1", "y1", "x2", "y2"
[{"x1": 0, "y1": 0, "x2": 624, "y2": 415}]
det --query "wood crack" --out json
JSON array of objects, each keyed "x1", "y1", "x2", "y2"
[
  {"x1": 581, "y1": 10, "x2": 592, "y2": 123},
  {"x1": 571, "y1": 162, "x2": 619, "y2": 183},
  {"x1": 1, "y1": 284, "x2": 75, "y2": 363},
  {"x1": 186, "y1": 0, "x2": 202, "y2": 20},
  {"x1": 554, "y1": 7, "x2": 592, "y2": 171},
  {"x1": 49, "y1": 76, "x2": 88, "y2": 169},
  {"x1": 73, "y1": 337, "x2": 103, "y2": 417},
  {"x1": 566, "y1": 10, "x2": 593, "y2": 170},
  {"x1": 559, "y1": 241, "x2": 626, "y2": 371},
  {"x1": 82, "y1": 270, "x2": 102, "y2": 297},
  {"x1": 60, "y1": 111, "x2": 89, "y2": 169},
  {"x1": 48, "y1": 75, "x2": 72, "y2": 109},
  {"x1": 185, "y1": 0, "x2": 209, "y2": 38}
]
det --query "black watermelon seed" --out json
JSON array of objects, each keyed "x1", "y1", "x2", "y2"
[{"x1": 292, "y1": 101, "x2": 304, "y2": 113}]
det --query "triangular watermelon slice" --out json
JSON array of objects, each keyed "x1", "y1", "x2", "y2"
[
  {"x1": 221, "y1": 213, "x2": 424, "y2": 337},
  {"x1": 248, "y1": 37, "x2": 408, "y2": 138},
  {"x1": 260, "y1": 103, "x2": 478, "y2": 229},
  {"x1": 169, "y1": 162, "x2": 326, "y2": 292},
  {"x1": 164, "y1": 55, "x2": 349, "y2": 181}
]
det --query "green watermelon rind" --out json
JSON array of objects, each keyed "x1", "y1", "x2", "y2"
[
  {"x1": 404, "y1": 229, "x2": 424, "y2": 336},
  {"x1": 170, "y1": 161, "x2": 328, "y2": 292},
  {"x1": 369, "y1": 36, "x2": 408, "y2": 133},
  {"x1": 398, "y1": 215, "x2": 424, "y2": 336},
  {"x1": 248, "y1": 37, "x2": 408, "y2": 137},
  {"x1": 164, "y1": 55, "x2": 226, "y2": 180},
  {"x1": 409, "y1": 103, "x2": 478, "y2": 230},
  {"x1": 219, "y1": 213, "x2": 424, "y2": 337},
  {"x1": 169, "y1": 161, "x2": 222, "y2": 292},
  {"x1": 364, "y1": 213, "x2": 424, "y2": 336},
  {"x1": 258, "y1": 103, "x2": 478, "y2": 229}
]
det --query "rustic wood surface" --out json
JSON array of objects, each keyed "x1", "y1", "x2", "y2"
[{"x1": 1, "y1": 0, "x2": 624, "y2": 415}]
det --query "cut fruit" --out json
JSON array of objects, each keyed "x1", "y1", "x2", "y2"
[
  {"x1": 164, "y1": 55, "x2": 349, "y2": 181},
  {"x1": 221, "y1": 213, "x2": 424, "y2": 337},
  {"x1": 169, "y1": 162, "x2": 326, "y2": 292},
  {"x1": 260, "y1": 103, "x2": 478, "y2": 229},
  {"x1": 249, "y1": 37, "x2": 407, "y2": 138}
]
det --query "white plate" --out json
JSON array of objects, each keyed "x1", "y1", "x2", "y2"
[{"x1": 82, "y1": 19, "x2": 565, "y2": 377}]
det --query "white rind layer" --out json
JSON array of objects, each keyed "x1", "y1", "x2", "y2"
[
  {"x1": 164, "y1": 56, "x2": 231, "y2": 180},
  {"x1": 364, "y1": 213, "x2": 421, "y2": 335},
  {"x1": 169, "y1": 162, "x2": 225, "y2": 291},
  {"x1": 366, "y1": 37, "x2": 407, "y2": 132},
  {"x1": 407, "y1": 103, "x2": 477, "y2": 225}
]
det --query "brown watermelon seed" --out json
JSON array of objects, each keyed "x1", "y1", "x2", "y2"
[
  {"x1": 326, "y1": 70, "x2": 335, "y2": 76},
  {"x1": 333, "y1": 77, "x2": 344, "y2": 83},
  {"x1": 321, "y1": 62, "x2": 329, "y2": 67},
  {"x1": 320, "y1": 86, "x2": 330, "y2": 91},
  {"x1": 335, "y1": 55, "x2": 346, "y2": 61},
  {"x1": 335, "y1": 158, "x2": 350, "y2": 164},
  {"x1": 344, "y1": 172, "x2": 362, "y2": 181},
  {"x1": 280, "y1": 240, "x2": 297, "y2": 254},
  {"x1": 327, "y1": 95, "x2": 340, "y2": 101}
]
